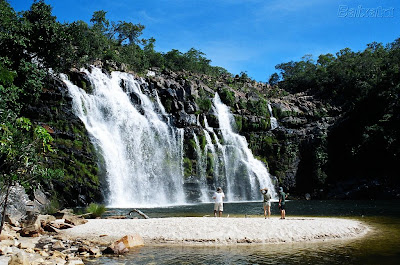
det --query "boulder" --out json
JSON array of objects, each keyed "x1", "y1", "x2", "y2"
[
  {"x1": 0, "y1": 233, "x2": 12, "y2": 241},
  {"x1": 184, "y1": 81, "x2": 198, "y2": 97},
  {"x1": 8, "y1": 251, "x2": 29, "y2": 265},
  {"x1": 51, "y1": 257, "x2": 67, "y2": 265},
  {"x1": 103, "y1": 234, "x2": 144, "y2": 255},
  {"x1": 17, "y1": 238, "x2": 37, "y2": 250},
  {"x1": 57, "y1": 223, "x2": 75, "y2": 230},
  {"x1": 66, "y1": 258, "x2": 85, "y2": 265},
  {"x1": 38, "y1": 215, "x2": 57, "y2": 228},
  {"x1": 54, "y1": 209, "x2": 74, "y2": 219},
  {"x1": 88, "y1": 246, "x2": 101, "y2": 257},
  {"x1": 0, "y1": 184, "x2": 31, "y2": 226},
  {"x1": 0, "y1": 239, "x2": 14, "y2": 247},
  {"x1": 4, "y1": 214, "x2": 21, "y2": 227},
  {"x1": 43, "y1": 222, "x2": 60, "y2": 233},
  {"x1": 0, "y1": 230, "x2": 16, "y2": 241},
  {"x1": 19, "y1": 226, "x2": 43, "y2": 238},
  {"x1": 52, "y1": 240, "x2": 66, "y2": 251},
  {"x1": 64, "y1": 216, "x2": 88, "y2": 226},
  {"x1": 33, "y1": 189, "x2": 50, "y2": 213},
  {"x1": 0, "y1": 246, "x2": 13, "y2": 255},
  {"x1": 19, "y1": 212, "x2": 44, "y2": 237}
]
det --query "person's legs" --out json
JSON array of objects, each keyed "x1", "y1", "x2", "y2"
[
  {"x1": 280, "y1": 205, "x2": 285, "y2": 219},
  {"x1": 263, "y1": 204, "x2": 267, "y2": 218},
  {"x1": 219, "y1": 211, "x2": 222, "y2": 217},
  {"x1": 267, "y1": 205, "x2": 271, "y2": 218},
  {"x1": 214, "y1": 210, "x2": 217, "y2": 217}
]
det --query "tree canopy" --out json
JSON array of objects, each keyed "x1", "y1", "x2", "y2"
[{"x1": 275, "y1": 39, "x2": 400, "y2": 185}]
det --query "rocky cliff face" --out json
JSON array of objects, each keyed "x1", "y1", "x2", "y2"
[
  {"x1": 142, "y1": 68, "x2": 342, "y2": 198},
  {"x1": 22, "y1": 73, "x2": 104, "y2": 207},
  {"x1": 27, "y1": 66, "x2": 396, "y2": 206}
]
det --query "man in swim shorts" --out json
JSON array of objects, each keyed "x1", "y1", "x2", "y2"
[
  {"x1": 260, "y1": 187, "x2": 272, "y2": 219},
  {"x1": 213, "y1": 187, "x2": 225, "y2": 217}
]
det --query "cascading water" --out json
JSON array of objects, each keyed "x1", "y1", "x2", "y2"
[
  {"x1": 203, "y1": 117, "x2": 225, "y2": 187},
  {"x1": 268, "y1": 103, "x2": 278, "y2": 130},
  {"x1": 213, "y1": 94, "x2": 277, "y2": 200},
  {"x1": 192, "y1": 133, "x2": 209, "y2": 202},
  {"x1": 62, "y1": 67, "x2": 276, "y2": 206},
  {"x1": 62, "y1": 68, "x2": 186, "y2": 207}
]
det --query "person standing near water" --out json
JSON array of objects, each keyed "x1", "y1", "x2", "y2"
[
  {"x1": 260, "y1": 188, "x2": 272, "y2": 219},
  {"x1": 278, "y1": 187, "x2": 287, "y2": 219},
  {"x1": 213, "y1": 187, "x2": 225, "y2": 217}
]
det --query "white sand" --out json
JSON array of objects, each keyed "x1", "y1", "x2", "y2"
[{"x1": 60, "y1": 217, "x2": 370, "y2": 245}]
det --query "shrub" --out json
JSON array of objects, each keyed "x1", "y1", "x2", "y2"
[
  {"x1": 44, "y1": 197, "x2": 60, "y2": 215},
  {"x1": 197, "y1": 97, "x2": 212, "y2": 112},
  {"x1": 86, "y1": 203, "x2": 106, "y2": 218},
  {"x1": 219, "y1": 87, "x2": 235, "y2": 107}
]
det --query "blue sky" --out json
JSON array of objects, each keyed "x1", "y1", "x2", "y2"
[{"x1": 9, "y1": 0, "x2": 400, "y2": 82}]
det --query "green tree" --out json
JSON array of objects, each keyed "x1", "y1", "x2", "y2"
[
  {"x1": 22, "y1": 0, "x2": 71, "y2": 71},
  {"x1": 0, "y1": 62, "x2": 56, "y2": 235},
  {"x1": 111, "y1": 21, "x2": 145, "y2": 45},
  {"x1": 143, "y1": 37, "x2": 165, "y2": 68},
  {"x1": 90, "y1": 10, "x2": 109, "y2": 33},
  {"x1": 268, "y1": 72, "x2": 280, "y2": 86}
]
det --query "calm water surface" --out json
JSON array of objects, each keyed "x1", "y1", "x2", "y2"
[{"x1": 86, "y1": 200, "x2": 400, "y2": 264}]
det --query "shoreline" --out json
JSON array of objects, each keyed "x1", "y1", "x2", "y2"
[{"x1": 60, "y1": 217, "x2": 370, "y2": 245}]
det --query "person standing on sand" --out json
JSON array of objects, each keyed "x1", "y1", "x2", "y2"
[
  {"x1": 260, "y1": 188, "x2": 272, "y2": 219},
  {"x1": 213, "y1": 187, "x2": 225, "y2": 217},
  {"x1": 278, "y1": 187, "x2": 287, "y2": 219}
]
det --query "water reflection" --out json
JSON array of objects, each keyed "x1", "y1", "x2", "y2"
[{"x1": 85, "y1": 200, "x2": 400, "y2": 265}]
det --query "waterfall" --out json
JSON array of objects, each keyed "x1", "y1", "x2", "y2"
[
  {"x1": 213, "y1": 94, "x2": 277, "y2": 200},
  {"x1": 192, "y1": 133, "x2": 209, "y2": 202},
  {"x1": 268, "y1": 103, "x2": 278, "y2": 130},
  {"x1": 204, "y1": 117, "x2": 225, "y2": 187},
  {"x1": 61, "y1": 67, "x2": 276, "y2": 206},
  {"x1": 61, "y1": 68, "x2": 186, "y2": 207}
]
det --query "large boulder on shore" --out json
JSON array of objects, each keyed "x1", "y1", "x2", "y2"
[
  {"x1": 0, "y1": 184, "x2": 51, "y2": 227},
  {"x1": 64, "y1": 215, "x2": 88, "y2": 226},
  {"x1": 19, "y1": 213, "x2": 44, "y2": 237},
  {"x1": 103, "y1": 234, "x2": 144, "y2": 254}
]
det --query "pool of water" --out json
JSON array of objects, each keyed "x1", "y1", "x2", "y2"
[{"x1": 85, "y1": 200, "x2": 400, "y2": 264}]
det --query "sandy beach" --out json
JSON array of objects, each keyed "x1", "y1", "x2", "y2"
[{"x1": 60, "y1": 217, "x2": 370, "y2": 245}]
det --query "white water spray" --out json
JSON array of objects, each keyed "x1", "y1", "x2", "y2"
[
  {"x1": 62, "y1": 68, "x2": 186, "y2": 207},
  {"x1": 192, "y1": 133, "x2": 210, "y2": 202},
  {"x1": 268, "y1": 103, "x2": 278, "y2": 130},
  {"x1": 213, "y1": 94, "x2": 277, "y2": 200}
]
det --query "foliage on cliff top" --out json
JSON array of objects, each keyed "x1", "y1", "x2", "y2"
[
  {"x1": 0, "y1": 0, "x2": 230, "y2": 77},
  {"x1": 275, "y1": 40, "x2": 400, "y2": 183}
]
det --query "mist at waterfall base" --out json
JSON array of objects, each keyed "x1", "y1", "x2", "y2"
[{"x1": 62, "y1": 68, "x2": 276, "y2": 208}]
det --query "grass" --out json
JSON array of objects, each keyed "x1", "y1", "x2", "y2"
[{"x1": 86, "y1": 203, "x2": 106, "y2": 218}]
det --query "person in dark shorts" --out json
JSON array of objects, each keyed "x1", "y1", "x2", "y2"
[{"x1": 278, "y1": 187, "x2": 287, "y2": 219}]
